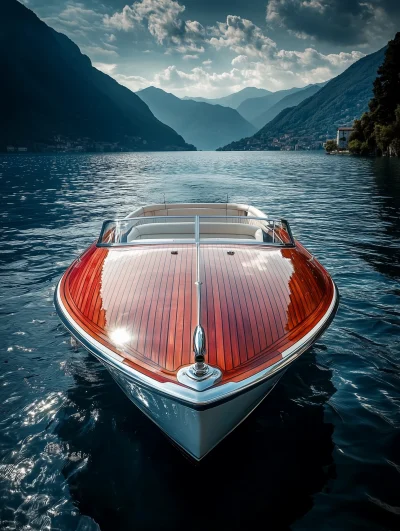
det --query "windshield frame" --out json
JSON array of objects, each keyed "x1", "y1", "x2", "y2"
[{"x1": 96, "y1": 215, "x2": 296, "y2": 248}]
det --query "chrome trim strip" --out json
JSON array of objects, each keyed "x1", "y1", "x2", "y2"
[
  {"x1": 180, "y1": 215, "x2": 222, "y2": 384},
  {"x1": 97, "y1": 240, "x2": 295, "y2": 248},
  {"x1": 195, "y1": 215, "x2": 201, "y2": 326},
  {"x1": 195, "y1": 215, "x2": 200, "y2": 245},
  {"x1": 55, "y1": 280, "x2": 338, "y2": 410},
  {"x1": 281, "y1": 218, "x2": 295, "y2": 243}
]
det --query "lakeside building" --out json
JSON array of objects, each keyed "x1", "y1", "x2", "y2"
[{"x1": 337, "y1": 127, "x2": 353, "y2": 149}]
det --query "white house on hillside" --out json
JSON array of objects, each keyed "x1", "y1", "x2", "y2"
[{"x1": 337, "y1": 127, "x2": 353, "y2": 149}]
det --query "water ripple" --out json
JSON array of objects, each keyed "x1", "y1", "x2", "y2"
[{"x1": 0, "y1": 152, "x2": 399, "y2": 530}]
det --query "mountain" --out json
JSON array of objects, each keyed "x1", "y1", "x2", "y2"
[
  {"x1": 0, "y1": 0, "x2": 194, "y2": 151},
  {"x1": 251, "y1": 84, "x2": 324, "y2": 130},
  {"x1": 137, "y1": 87, "x2": 256, "y2": 150},
  {"x1": 219, "y1": 46, "x2": 387, "y2": 151},
  {"x1": 236, "y1": 86, "x2": 306, "y2": 124},
  {"x1": 182, "y1": 87, "x2": 271, "y2": 109}
]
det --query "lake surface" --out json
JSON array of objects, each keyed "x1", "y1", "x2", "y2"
[{"x1": 0, "y1": 151, "x2": 399, "y2": 530}]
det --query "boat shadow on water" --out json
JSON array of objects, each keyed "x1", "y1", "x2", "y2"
[{"x1": 55, "y1": 343, "x2": 336, "y2": 531}]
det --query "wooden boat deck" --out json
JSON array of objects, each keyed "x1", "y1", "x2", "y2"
[{"x1": 59, "y1": 241, "x2": 334, "y2": 386}]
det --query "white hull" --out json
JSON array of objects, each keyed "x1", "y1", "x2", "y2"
[{"x1": 104, "y1": 361, "x2": 285, "y2": 460}]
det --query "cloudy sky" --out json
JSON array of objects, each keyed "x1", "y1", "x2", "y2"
[{"x1": 22, "y1": 0, "x2": 400, "y2": 97}]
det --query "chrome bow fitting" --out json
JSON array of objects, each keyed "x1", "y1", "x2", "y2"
[
  {"x1": 192, "y1": 325, "x2": 208, "y2": 377},
  {"x1": 176, "y1": 324, "x2": 222, "y2": 390}
]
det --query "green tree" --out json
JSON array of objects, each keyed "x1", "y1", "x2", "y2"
[
  {"x1": 375, "y1": 105, "x2": 400, "y2": 156},
  {"x1": 348, "y1": 139, "x2": 361, "y2": 154},
  {"x1": 369, "y1": 33, "x2": 400, "y2": 125},
  {"x1": 350, "y1": 32, "x2": 400, "y2": 156},
  {"x1": 325, "y1": 139, "x2": 337, "y2": 152},
  {"x1": 348, "y1": 139, "x2": 369, "y2": 155}
]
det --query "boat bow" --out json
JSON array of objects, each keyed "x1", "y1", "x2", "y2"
[
  {"x1": 55, "y1": 204, "x2": 339, "y2": 459},
  {"x1": 55, "y1": 241, "x2": 338, "y2": 407}
]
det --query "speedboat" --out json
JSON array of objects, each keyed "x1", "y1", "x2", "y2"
[{"x1": 55, "y1": 203, "x2": 338, "y2": 460}]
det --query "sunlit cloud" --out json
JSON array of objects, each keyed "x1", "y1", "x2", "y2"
[
  {"x1": 105, "y1": 33, "x2": 117, "y2": 43},
  {"x1": 209, "y1": 15, "x2": 277, "y2": 58},
  {"x1": 93, "y1": 62, "x2": 118, "y2": 74},
  {"x1": 104, "y1": 0, "x2": 205, "y2": 53},
  {"x1": 82, "y1": 45, "x2": 119, "y2": 58},
  {"x1": 112, "y1": 44, "x2": 364, "y2": 97}
]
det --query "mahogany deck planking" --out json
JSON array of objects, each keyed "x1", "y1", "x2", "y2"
[{"x1": 60, "y1": 241, "x2": 334, "y2": 385}]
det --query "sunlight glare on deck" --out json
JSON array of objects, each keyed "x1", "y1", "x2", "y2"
[{"x1": 109, "y1": 328, "x2": 131, "y2": 346}]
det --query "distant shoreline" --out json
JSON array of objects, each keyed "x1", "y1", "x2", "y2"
[{"x1": 1, "y1": 149, "x2": 335, "y2": 155}]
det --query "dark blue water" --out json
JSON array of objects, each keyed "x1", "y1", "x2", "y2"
[{"x1": 0, "y1": 152, "x2": 399, "y2": 530}]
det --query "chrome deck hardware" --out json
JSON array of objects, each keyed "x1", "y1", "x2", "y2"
[
  {"x1": 191, "y1": 325, "x2": 208, "y2": 376},
  {"x1": 177, "y1": 324, "x2": 222, "y2": 389},
  {"x1": 177, "y1": 353, "x2": 222, "y2": 391}
]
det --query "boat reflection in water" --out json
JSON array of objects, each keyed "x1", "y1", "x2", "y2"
[{"x1": 55, "y1": 203, "x2": 338, "y2": 460}]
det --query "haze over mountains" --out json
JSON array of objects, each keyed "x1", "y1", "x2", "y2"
[
  {"x1": 237, "y1": 87, "x2": 308, "y2": 124},
  {"x1": 219, "y1": 45, "x2": 386, "y2": 151},
  {"x1": 182, "y1": 88, "x2": 271, "y2": 109},
  {"x1": 1, "y1": 0, "x2": 194, "y2": 151},
  {"x1": 251, "y1": 84, "x2": 325, "y2": 130},
  {"x1": 137, "y1": 87, "x2": 256, "y2": 150}
]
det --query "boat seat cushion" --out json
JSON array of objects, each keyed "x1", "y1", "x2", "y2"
[{"x1": 127, "y1": 222, "x2": 263, "y2": 241}]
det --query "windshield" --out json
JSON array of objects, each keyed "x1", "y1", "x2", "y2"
[{"x1": 97, "y1": 216, "x2": 295, "y2": 247}]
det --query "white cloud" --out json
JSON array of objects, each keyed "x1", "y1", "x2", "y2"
[
  {"x1": 104, "y1": 0, "x2": 205, "y2": 53},
  {"x1": 44, "y1": 2, "x2": 103, "y2": 32},
  {"x1": 325, "y1": 50, "x2": 365, "y2": 66},
  {"x1": 276, "y1": 48, "x2": 364, "y2": 69},
  {"x1": 93, "y1": 62, "x2": 117, "y2": 75},
  {"x1": 114, "y1": 73, "x2": 154, "y2": 92},
  {"x1": 101, "y1": 40, "x2": 118, "y2": 51},
  {"x1": 209, "y1": 15, "x2": 277, "y2": 58},
  {"x1": 83, "y1": 46, "x2": 119, "y2": 58},
  {"x1": 33, "y1": 0, "x2": 368, "y2": 99},
  {"x1": 39, "y1": 1, "x2": 111, "y2": 53},
  {"x1": 153, "y1": 65, "x2": 243, "y2": 92},
  {"x1": 105, "y1": 33, "x2": 117, "y2": 43},
  {"x1": 104, "y1": 5, "x2": 137, "y2": 31},
  {"x1": 231, "y1": 55, "x2": 248, "y2": 66},
  {"x1": 111, "y1": 42, "x2": 365, "y2": 97},
  {"x1": 100, "y1": 3, "x2": 366, "y2": 95}
]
